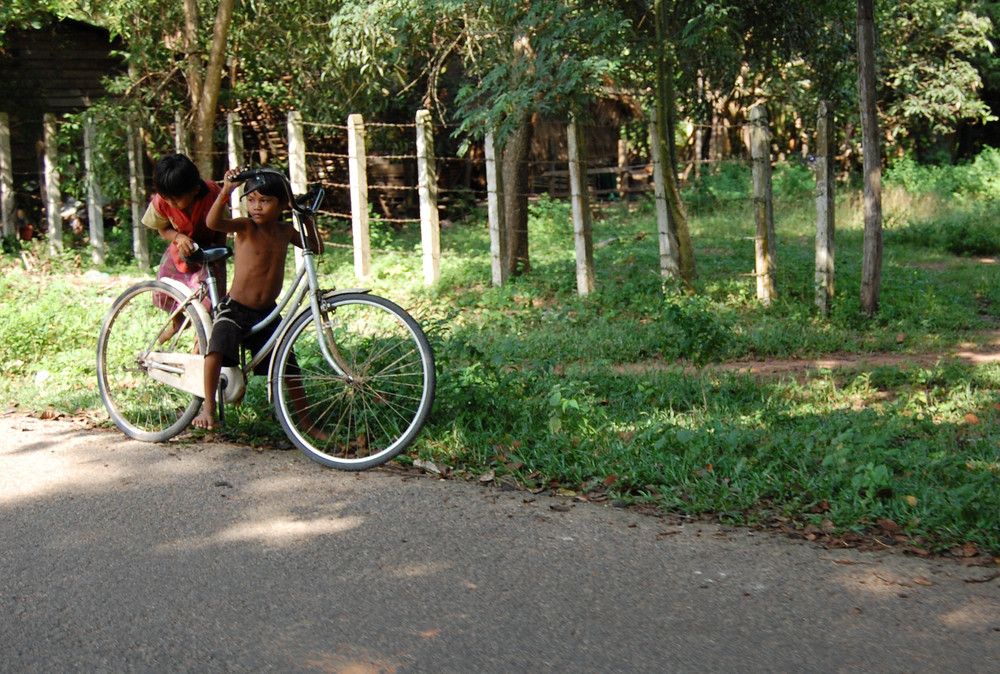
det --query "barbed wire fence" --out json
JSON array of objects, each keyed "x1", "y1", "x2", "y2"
[{"x1": 2, "y1": 103, "x2": 838, "y2": 308}]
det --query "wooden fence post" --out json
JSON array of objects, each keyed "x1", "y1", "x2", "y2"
[
  {"x1": 227, "y1": 112, "x2": 246, "y2": 218},
  {"x1": 0, "y1": 112, "x2": 14, "y2": 238},
  {"x1": 43, "y1": 114, "x2": 63, "y2": 255},
  {"x1": 127, "y1": 121, "x2": 149, "y2": 269},
  {"x1": 83, "y1": 120, "x2": 106, "y2": 265},
  {"x1": 567, "y1": 115, "x2": 596, "y2": 295},
  {"x1": 485, "y1": 132, "x2": 507, "y2": 287},
  {"x1": 287, "y1": 111, "x2": 308, "y2": 265},
  {"x1": 415, "y1": 109, "x2": 441, "y2": 285},
  {"x1": 174, "y1": 110, "x2": 190, "y2": 156},
  {"x1": 815, "y1": 100, "x2": 835, "y2": 315},
  {"x1": 649, "y1": 121, "x2": 680, "y2": 279},
  {"x1": 617, "y1": 133, "x2": 630, "y2": 206},
  {"x1": 287, "y1": 110, "x2": 307, "y2": 195},
  {"x1": 750, "y1": 105, "x2": 776, "y2": 304},
  {"x1": 347, "y1": 113, "x2": 371, "y2": 279}
]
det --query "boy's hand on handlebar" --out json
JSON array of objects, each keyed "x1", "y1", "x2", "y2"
[{"x1": 222, "y1": 168, "x2": 245, "y2": 191}]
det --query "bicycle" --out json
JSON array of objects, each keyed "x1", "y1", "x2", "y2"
[{"x1": 96, "y1": 168, "x2": 436, "y2": 471}]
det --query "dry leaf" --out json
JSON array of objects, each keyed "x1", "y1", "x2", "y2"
[
  {"x1": 808, "y1": 499, "x2": 831, "y2": 514},
  {"x1": 904, "y1": 494, "x2": 918, "y2": 506},
  {"x1": 876, "y1": 517, "x2": 900, "y2": 533},
  {"x1": 964, "y1": 413, "x2": 980, "y2": 425},
  {"x1": 413, "y1": 458, "x2": 441, "y2": 475}
]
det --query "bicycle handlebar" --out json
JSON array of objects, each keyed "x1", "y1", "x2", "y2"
[{"x1": 232, "y1": 167, "x2": 324, "y2": 217}]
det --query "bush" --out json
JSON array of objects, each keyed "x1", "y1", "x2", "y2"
[
  {"x1": 886, "y1": 147, "x2": 1000, "y2": 200},
  {"x1": 890, "y1": 204, "x2": 1000, "y2": 256},
  {"x1": 772, "y1": 162, "x2": 815, "y2": 199},
  {"x1": 683, "y1": 162, "x2": 749, "y2": 211}
]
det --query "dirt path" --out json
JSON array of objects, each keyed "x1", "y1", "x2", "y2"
[{"x1": 616, "y1": 331, "x2": 1000, "y2": 378}]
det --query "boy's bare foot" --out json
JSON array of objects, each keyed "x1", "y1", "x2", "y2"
[{"x1": 192, "y1": 409, "x2": 219, "y2": 430}]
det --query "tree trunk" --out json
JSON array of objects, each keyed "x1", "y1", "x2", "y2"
[
  {"x1": 497, "y1": 33, "x2": 534, "y2": 278},
  {"x1": 182, "y1": 0, "x2": 202, "y2": 116},
  {"x1": 653, "y1": 0, "x2": 695, "y2": 284},
  {"x1": 857, "y1": 0, "x2": 883, "y2": 317},
  {"x1": 184, "y1": 0, "x2": 237, "y2": 178},
  {"x1": 501, "y1": 114, "x2": 532, "y2": 276}
]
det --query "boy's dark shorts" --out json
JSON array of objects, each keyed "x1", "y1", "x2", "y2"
[{"x1": 209, "y1": 296, "x2": 280, "y2": 376}]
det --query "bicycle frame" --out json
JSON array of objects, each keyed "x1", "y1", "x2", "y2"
[{"x1": 144, "y1": 182, "x2": 367, "y2": 404}]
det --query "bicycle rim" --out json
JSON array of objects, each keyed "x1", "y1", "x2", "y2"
[
  {"x1": 96, "y1": 281, "x2": 207, "y2": 442},
  {"x1": 272, "y1": 293, "x2": 435, "y2": 470}
]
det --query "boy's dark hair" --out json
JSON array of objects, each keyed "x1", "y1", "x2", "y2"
[
  {"x1": 243, "y1": 171, "x2": 290, "y2": 206},
  {"x1": 152, "y1": 154, "x2": 206, "y2": 199}
]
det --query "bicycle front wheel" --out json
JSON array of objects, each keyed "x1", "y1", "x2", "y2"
[
  {"x1": 97, "y1": 280, "x2": 208, "y2": 442},
  {"x1": 272, "y1": 293, "x2": 436, "y2": 470}
]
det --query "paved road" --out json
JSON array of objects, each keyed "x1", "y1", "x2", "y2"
[{"x1": 2, "y1": 413, "x2": 998, "y2": 673}]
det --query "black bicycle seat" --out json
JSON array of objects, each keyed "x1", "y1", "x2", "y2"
[{"x1": 183, "y1": 246, "x2": 233, "y2": 265}]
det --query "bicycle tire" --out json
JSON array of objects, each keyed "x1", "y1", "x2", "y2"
[
  {"x1": 271, "y1": 293, "x2": 436, "y2": 470},
  {"x1": 97, "y1": 280, "x2": 208, "y2": 442}
]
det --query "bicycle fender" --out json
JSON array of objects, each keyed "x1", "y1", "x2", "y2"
[
  {"x1": 322, "y1": 288, "x2": 371, "y2": 299},
  {"x1": 159, "y1": 277, "x2": 214, "y2": 339}
]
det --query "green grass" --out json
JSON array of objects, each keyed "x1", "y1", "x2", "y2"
[{"x1": 2, "y1": 167, "x2": 999, "y2": 557}]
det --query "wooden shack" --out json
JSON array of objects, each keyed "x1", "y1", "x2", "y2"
[{"x1": 0, "y1": 18, "x2": 123, "y2": 184}]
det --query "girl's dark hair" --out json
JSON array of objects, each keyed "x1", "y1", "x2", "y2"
[{"x1": 152, "y1": 154, "x2": 206, "y2": 199}]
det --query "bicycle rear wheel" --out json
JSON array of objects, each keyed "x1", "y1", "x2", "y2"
[
  {"x1": 97, "y1": 280, "x2": 208, "y2": 442},
  {"x1": 272, "y1": 293, "x2": 435, "y2": 470}
]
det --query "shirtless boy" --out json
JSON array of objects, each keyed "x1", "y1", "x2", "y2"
[{"x1": 193, "y1": 168, "x2": 319, "y2": 430}]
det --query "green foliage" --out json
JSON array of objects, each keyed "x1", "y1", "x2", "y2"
[
  {"x1": 886, "y1": 147, "x2": 1000, "y2": 199},
  {"x1": 891, "y1": 206, "x2": 1000, "y2": 257},
  {"x1": 0, "y1": 1, "x2": 88, "y2": 43},
  {"x1": 771, "y1": 162, "x2": 815, "y2": 199},
  {"x1": 879, "y1": 0, "x2": 996, "y2": 156},
  {"x1": 452, "y1": 0, "x2": 629, "y2": 142},
  {"x1": 657, "y1": 294, "x2": 733, "y2": 368},
  {"x1": 22, "y1": 0, "x2": 997, "y2": 207},
  {"x1": 886, "y1": 151, "x2": 1000, "y2": 256},
  {"x1": 682, "y1": 162, "x2": 750, "y2": 212},
  {"x1": 682, "y1": 160, "x2": 816, "y2": 213},
  {"x1": 0, "y1": 261, "x2": 113, "y2": 410}
]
